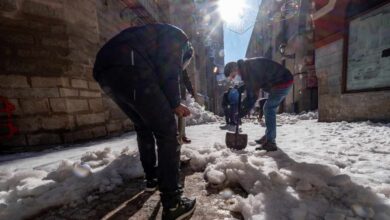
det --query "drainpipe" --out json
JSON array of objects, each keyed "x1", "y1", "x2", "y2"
[{"x1": 281, "y1": 0, "x2": 288, "y2": 113}]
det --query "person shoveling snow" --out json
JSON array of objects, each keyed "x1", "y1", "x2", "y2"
[{"x1": 224, "y1": 57, "x2": 294, "y2": 152}]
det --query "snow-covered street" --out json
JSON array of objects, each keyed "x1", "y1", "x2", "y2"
[
  {"x1": 183, "y1": 114, "x2": 390, "y2": 219},
  {"x1": 0, "y1": 132, "x2": 138, "y2": 172},
  {"x1": 2, "y1": 0, "x2": 389, "y2": 219},
  {"x1": 1, "y1": 113, "x2": 390, "y2": 219}
]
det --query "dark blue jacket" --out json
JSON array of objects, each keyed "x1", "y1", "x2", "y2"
[
  {"x1": 93, "y1": 24, "x2": 189, "y2": 108},
  {"x1": 239, "y1": 57, "x2": 293, "y2": 116}
]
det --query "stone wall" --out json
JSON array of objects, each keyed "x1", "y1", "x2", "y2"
[
  {"x1": 168, "y1": 2, "x2": 207, "y2": 106},
  {"x1": 315, "y1": 39, "x2": 390, "y2": 122},
  {"x1": 245, "y1": 0, "x2": 317, "y2": 113},
  {"x1": 0, "y1": 0, "x2": 134, "y2": 150}
]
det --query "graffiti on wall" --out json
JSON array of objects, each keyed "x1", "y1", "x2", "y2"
[{"x1": 0, "y1": 96, "x2": 18, "y2": 140}]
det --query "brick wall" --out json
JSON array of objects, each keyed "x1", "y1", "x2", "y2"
[
  {"x1": 0, "y1": 0, "x2": 135, "y2": 150},
  {"x1": 315, "y1": 39, "x2": 390, "y2": 122}
]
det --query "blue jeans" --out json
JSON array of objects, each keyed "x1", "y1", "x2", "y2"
[{"x1": 263, "y1": 85, "x2": 292, "y2": 143}]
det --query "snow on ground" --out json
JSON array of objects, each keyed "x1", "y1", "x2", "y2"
[
  {"x1": 182, "y1": 113, "x2": 390, "y2": 220},
  {"x1": 0, "y1": 101, "x2": 217, "y2": 219},
  {"x1": 0, "y1": 132, "x2": 138, "y2": 172},
  {"x1": 1, "y1": 112, "x2": 390, "y2": 219},
  {"x1": 0, "y1": 98, "x2": 214, "y2": 173},
  {"x1": 0, "y1": 133, "x2": 140, "y2": 219},
  {"x1": 0, "y1": 147, "x2": 143, "y2": 219},
  {"x1": 184, "y1": 96, "x2": 219, "y2": 125}
]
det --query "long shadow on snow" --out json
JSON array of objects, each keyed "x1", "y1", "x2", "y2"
[{"x1": 264, "y1": 149, "x2": 390, "y2": 219}]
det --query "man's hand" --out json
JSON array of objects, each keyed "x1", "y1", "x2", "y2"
[{"x1": 173, "y1": 104, "x2": 191, "y2": 117}]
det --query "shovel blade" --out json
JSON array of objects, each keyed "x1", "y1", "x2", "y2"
[{"x1": 225, "y1": 132, "x2": 248, "y2": 150}]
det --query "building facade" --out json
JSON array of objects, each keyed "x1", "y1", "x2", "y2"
[
  {"x1": 246, "y1": 0, "x2": 318, "y2": 113},
  {"x1": 313, "y1": 0, "x2": 390, "y2": 122},
  {"x1": 0, "y1": 0, "x2": 226, "y2": 151},
  {"x1": 0, "y1": 0, "x2": 170, "y2": 151},
  {"x1": 168, "y1": 0, "x2": 225, "y2": 115},
  {"x1": 193, "y1": 0, "x2": 225, "y2": 115}
]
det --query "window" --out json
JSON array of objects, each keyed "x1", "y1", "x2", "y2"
[{"x1": 345, "y1": 2, "x2": 390, "y2": 92}]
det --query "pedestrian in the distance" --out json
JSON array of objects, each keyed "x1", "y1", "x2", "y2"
[
  {"x1": 224, "y1": 57, "x2": 293, "y2": 151},
  {"x1": 93, "y1": 24, "x2": 196, "y2": 220}
]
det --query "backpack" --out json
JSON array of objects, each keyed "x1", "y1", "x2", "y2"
[{"x1": 228, "y1": 88, "x2": 239, "y2": 105}]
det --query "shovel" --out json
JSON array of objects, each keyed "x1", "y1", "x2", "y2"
[
  {"x1": 177, "y1": 116, "x2": 185, "y2": 145},
  {"x1": 225, "y1": 91, "x2": 247, "y2": 150}
]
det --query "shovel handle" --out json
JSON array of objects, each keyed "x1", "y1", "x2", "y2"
[
  {"x1": 234, "y1": 91, "x2": 241, "y2": 148},
  {"x1": 236, "y1": 91, "x2": 242, "y2": 135},
  {"x1": 178, "y1": 116, "x2": 185, "y2": 145}
]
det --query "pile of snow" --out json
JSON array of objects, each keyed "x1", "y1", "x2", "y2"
[
  {"x1": 245, "y1": 111, "x2": 319, "y2": 125},
  {"x1": 183, "y1": 143, "x2": 390, "y2": 220},
  {"x1": 296, "y1": 111, "x2": 318, "y2": 120},
  {"x1": 184, "y1": 96, "x2": 218, "y2": 126},
  {"x1": 182, "y1": 114, "x2": 390, "y2": 220},
  {"x1": 1, "y1": 112, "x2": 389, "y2": 220},
  {"x1": 276, "y1": 111, "x2": 319, "y2": 125},
  {"x1": 0, "y1": 147, "x2": 143, "y2": 219}
]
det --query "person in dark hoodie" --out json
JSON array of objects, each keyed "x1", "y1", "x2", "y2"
[
  {"x1": 93, "y1": 24, "x2": 196, "y2": 220},
  {"x1": 224, "y1": 57, "x2": 293, "y2": 152}
]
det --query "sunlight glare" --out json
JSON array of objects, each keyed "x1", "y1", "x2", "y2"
[{"x1": 218, "y1": 0, "x2": 247, "y2": 24}]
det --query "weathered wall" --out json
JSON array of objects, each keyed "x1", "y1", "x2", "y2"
[
  {"x1": 246, "y1": 0, "x2": 317, "y2": 113},
  {"x1": 168, "y1": 1, "x2": 200, "y2": 98},
  {"x1": 315, "y1": 39, "x2": 390, "y2": 122},
  {"x1": 0, "y1": 0, "x2": 135, "y2": 150},
  {"x1": 163, "y1": 0, "x2": 225, "y2": 115}
]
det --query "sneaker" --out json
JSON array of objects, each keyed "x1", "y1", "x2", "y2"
[
  {"x1": 162, "y1": 197, "x2": 196, "y2": 220},
  {"x1": 255, "y1": 142, "x2": 277, "y2": 152},
  {"x1": 182, "y1": 136, "x2": 191, "y2": 144},
  {"x1": 219, "y1": 124, "x2": 230, "y2": 130},
  {"x1": 255, "y1": 136, "x2": 267, "y2": 145},
  {"x1": 145, "y1": 178, "x2": 158, "y2": 192}
]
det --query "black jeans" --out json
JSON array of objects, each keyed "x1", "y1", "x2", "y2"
[
  {"x1": 229, "y1": 104, "x2": 238, "y2": 125},
  {"x1": 223, "y1": 106, "x2": 230, "y2": 124},
  {"x1": 95, "y1": 66, "x2": 181, "y2": 208}
]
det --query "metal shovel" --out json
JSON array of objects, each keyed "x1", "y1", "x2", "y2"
[
  {"x1": 177, "y1": 116, "x2": 185, "y2": 145},
  {"x1": 225, "y1": 91, "x2": 247, "y2": 150}
]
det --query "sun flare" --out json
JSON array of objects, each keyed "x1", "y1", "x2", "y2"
[{"x1": 218, "y1": 0, "x2": 247, "y2": 24}]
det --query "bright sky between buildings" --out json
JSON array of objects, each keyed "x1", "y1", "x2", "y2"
[{"x1": 219, "y1": 0, "x2": 262, "y2": 63}]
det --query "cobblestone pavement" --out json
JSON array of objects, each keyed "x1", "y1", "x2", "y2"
[{"x1": 31, "y1": 166, "x2": 244, "y2": 220}]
